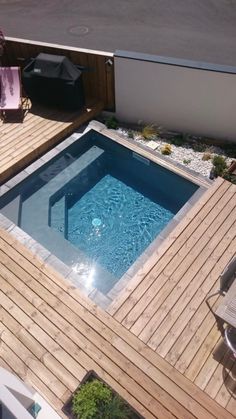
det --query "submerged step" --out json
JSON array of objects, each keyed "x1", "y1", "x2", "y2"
[
  {"x1": 50, "y1": 195, "x2": 66, "y2": 237},
  {"x1": 20, "y1": 145, "x2": 105, "y2": 230}
]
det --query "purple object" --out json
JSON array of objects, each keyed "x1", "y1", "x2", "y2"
[{"x1": 0, "y1": 67, "x2": 21, "y2": 110}]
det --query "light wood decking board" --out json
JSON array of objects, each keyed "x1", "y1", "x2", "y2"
[
  {"x1": 107, "y1": 178, "x2": 227, "y2": 320},
  {"x1": 107, "y1": 179, "x2": 236, "y2": 415},
  {"x1": 0, "y1": 228, "x2": 233, "y2": 418},
  {"x1": 0, "y1": 102, "x2": 103, "y2": 184},
  {"x1": 146, "y1": 201, "x2": 236, "y2": 351}
]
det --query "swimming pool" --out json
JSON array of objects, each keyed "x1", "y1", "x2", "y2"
[{"x1": 0, "y1": 129, "x2": 199, "y2": 296}]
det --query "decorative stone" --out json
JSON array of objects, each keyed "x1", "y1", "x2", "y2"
[{"x1": 146, "y1": 140, "x2": 158, "y2": 150}]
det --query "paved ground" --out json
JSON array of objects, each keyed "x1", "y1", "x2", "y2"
[{"x1": 1, "y1": 0, "x2": 236, "y2": 65}]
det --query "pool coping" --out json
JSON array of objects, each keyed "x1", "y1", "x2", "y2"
[{"x1": 0, "y1": 120, "x2": 210, "y2": 310}]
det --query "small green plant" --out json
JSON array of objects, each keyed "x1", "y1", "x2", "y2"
[
  {"x1": 72, "y1": 379, "x2": 131, "y2": 419},
  {"x1": 202, "y1": 152, "x2": 212, "y2": 161},
  {"x1": 128, "y1": 130, "x2": 134, "y2": 139},
  {"x1": 105, "y1": 116, "x2": 118, "y2": 130},
  {"x1": 211, "y1": 155, "x2": 227, "y2": 177},
  {"x1": 161, "y1": 144, "x2": 172, "y2": 155},
  {"x1": 170, "y1": 135, "x2": 185, "y2": 147},
  {"x1": 183, "y1": 158, "x2": 191, "y2": 165},
  {"x1": 141, "y1": 125, "x2": 158, "y2": 140},
  {"x1": 192, "y1": 142, "x2": 207, "y2": 152},
  {"x1": 220, "y1": 144, "x2": 236, "y2": 158},
  {"x1": 222, "y1": 172, "x2": 236, "y2": 185}
]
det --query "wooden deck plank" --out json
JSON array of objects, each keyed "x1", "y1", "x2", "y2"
[
  {"x1": 0, "y1": 101, "x2": 103, "y2": 184},
  {"x1": 0, "y1": 307, "x2": 80, "y2": 392},
  {"x1": 166, "y1": 239, "x2": 236, "y2": 368},
  {"x1": 126, "y1": 182, "x2": 234, "y2": 339},
  {"x1": 205, "y1": 350, "x2": 235, "y2": 400},
  {"x1": 0, "y1": 253, "x2": 193, "y2": 419},
  {"x1": 0, "y1": 341, "x2": 63, "y2": 410},
  {"x1": 0, "y1": 117, "x2": 61, "y2": 159},
  {"x1": 0, "y1": 116, "x2": 79, "y2": 167},
  {"x1": 213, "y1": 360, "x2": 236, "y2": 408},
  {"x1": 107, "y1": 172, "x2": 224, "y2": 319},
  {"x1": 194, "y1": 332, "x2": 228, "y2": 390},
  {"x1": 151, "y1": 211, "x2": 236, "y2": 354},
  {"x1": 0, "y1": 323, "x2": 68, "y2": 400},
  {"x1": 226, "y1": 395, "x2": 236, "y2": 416},
  {"x1": 0, "y1": 228, "x2": 234, "y2": 418},
  {"x1": 2, "y1": 228, "x2": 231, "y2": 415},
  {"x1": 105, "y1": 179, "x2": 236, "y2": 415},
  {"x1": 0, "y1": 107, "x2": 78, "y2": 153},
  {"x1": 146, "y1": 219, "x2": 235, "y2": 352},
  {"x1": 175, "y1": 306, "x2": 223, "y2": 377},
  {"x1": 109, "y1": 178, "x2": 227, "y2": 323},
  {"x1": 0, "y1": 290, "x2": 156, "y2": 419},
  {"x1": 0, "y1": 108, "x2": 56, "y2": 145}
]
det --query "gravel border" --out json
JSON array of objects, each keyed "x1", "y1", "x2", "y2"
[{"x1": 117, "y1": 128, "x2": 233, "y2": 179}]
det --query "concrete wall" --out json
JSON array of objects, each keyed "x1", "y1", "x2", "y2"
[{"x1": 115, "y1": 51, "x2": 236, "y2": 142}]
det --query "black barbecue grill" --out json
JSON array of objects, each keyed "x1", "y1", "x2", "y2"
[{"x1": 22, "y1": 53, "x2": 85, "y2": 110}]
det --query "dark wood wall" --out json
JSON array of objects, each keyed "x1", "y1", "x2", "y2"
[{"x1": 3, "y1": 39, "x2": 115, "y2": 111}]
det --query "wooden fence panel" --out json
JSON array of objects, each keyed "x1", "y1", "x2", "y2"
[{"x1": 3, "y1": 38, "x2": 115, "y2": 111}]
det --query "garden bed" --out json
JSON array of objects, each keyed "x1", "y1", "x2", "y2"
[
  {"x1": 63, "y1": 371, "x2": 143, "y2": 419},
  {"x1": 101, "y1": 116, "x2": 236, "y2": 182}
]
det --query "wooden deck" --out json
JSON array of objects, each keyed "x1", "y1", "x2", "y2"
[
  {"x1": 0, "y1": 227, "x2": 234, "y2": 419},
  {"x1": 108, "y1": 177, "x2": 236, "y2": 416},
  {"x1": 0, "y1": 100, "x2": 103, "y2": 184}
]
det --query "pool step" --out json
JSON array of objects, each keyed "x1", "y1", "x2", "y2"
[
  {"x1": 50, "y1": 195, "x2": 66, "y2": 237},
  {"x1": 21, "y1": 145, "x2": 105, "y2": 231}
]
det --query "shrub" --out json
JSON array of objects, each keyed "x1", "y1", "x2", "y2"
[
  {"x1": 170, "y1": 135, "x2": 185, "y2": 147},
  {"x1": 128, "y1": 130, "x2": 134, "y2": 139},
  {"x1": 72, "y1": 379, "x2": 111, "y2": 418},
  {"x1": 183, "y1": 158, "x2": 191, "y2": 165},
  {"x1": 202, "y1": 152, "x2": 212, "y2": 161},
  {"x1": 192, "y1": 142, "x2": 207, "y2": 152},
  {"x1": 223, "y1": 172, "x2": 236, "y2": 185},
  {"x1": 72, "y1": 379, "x2": 131, "y2": 419},
  {"x1": 220, "y1": 144, "x2": 236, "y2": 158},
  {"x1": 105, "y1": 116, "x2": 118, "y2": 129},
  {"x1": 141, "y1": 125, "x2": 158, "y2": 140},
  {"x1": 101, "y1": 395, "x2": 131, "y2": 419},
  {"x1": 161, "y1": 144, "x2": 172, "y2": 155},
  {"x1": 212, "y1": 155, "x2": 227, "y2": 177}
]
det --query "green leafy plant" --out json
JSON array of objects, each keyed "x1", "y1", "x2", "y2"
[
  {"x1": 102, "y1": 395, "x2": 131, "y2": 419},
  {"x1": 212, "y1": 155, "x2": 227, "y2": 177},
  {"x1": 170, "y1": 135, "x2": 185, "y2": 147},
  {"x1": 220, "y1": 144, "x2": 236, "y2": 158},
  {"x1": 192, "y1": 142, "x2": 207, "y2": 152},
  {"x1": 183, "y1": 158, "x2": 191, "y2": 165},
  {"x1": 141, "y1": 125, "x2": 158, "y2": 140},
  {"x1": 161, "y1": 144, "x2": 172, "y2": 155},
  {"x1": 128, "y1": 130, "x2": 134, "y2": 139},
  {"x1": 222, "y1": 172, "x2": 236, "y2": 185},
  {"x1": 72, "y1": 379, "x2": 132, "y2": 419},
  {"x1": 105, "y1": 116, "x2": 118, "y2": 130}
]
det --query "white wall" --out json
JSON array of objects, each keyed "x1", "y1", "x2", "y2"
[{"x1": 115, "y1": 52, "x2": 236, "y2": 142}]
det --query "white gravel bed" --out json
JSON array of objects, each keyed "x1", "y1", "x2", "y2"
[{"x1": 117, "y1": 128, "x2": 232, "y2": 179}]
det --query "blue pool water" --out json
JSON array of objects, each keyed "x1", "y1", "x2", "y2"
[
  {"x1": 0, "y1": 130, "x2": 198, "y2": 294},
  {"x1": 66, "y1": 174, "x2": 173, "y2": 278}
]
